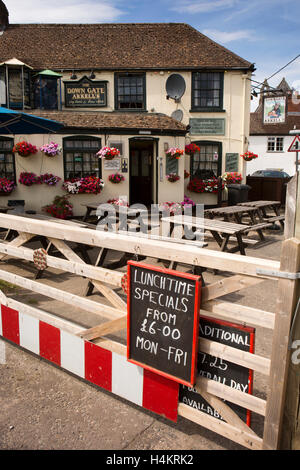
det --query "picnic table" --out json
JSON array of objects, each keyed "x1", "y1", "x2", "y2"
[
  {"x1": 204, "y1": 203, "x2": 274, "y2": 241},
  {"x1": 237, "y1": 200, "x2": 284, "y2": 228},
  {"x1": 161, "y1": 215, "x2": 256, "y2": 255}
]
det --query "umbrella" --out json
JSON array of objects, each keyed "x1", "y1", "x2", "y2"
[{"x1": 0, "y1": 107, "x2": 63, "y2": 134}]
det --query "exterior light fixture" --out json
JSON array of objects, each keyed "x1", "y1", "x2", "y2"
[
  {"x1": 70, "y1": 72, "x2": 77, "y2": 79},
  {"x1": 89, "y1": 71, "x2": 96, "y2": 79}
]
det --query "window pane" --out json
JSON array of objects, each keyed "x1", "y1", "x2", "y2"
[
  {"x1": 63, "y1": 138, "x2": 101, "y2": 179},
  {"x1": 191, "y1": 143, "x2": 219, "y2": 178},
  {"x1": 193, "y1": 72, "x2": 222, "y2": 108},
  {"x1": 116, "y1": 74, "x2": 145, "y2": 109}
]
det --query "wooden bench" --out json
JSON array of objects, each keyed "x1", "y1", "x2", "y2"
[
  {"x1": 262, "y1": 215, "x2": 285, "y2": 229},
  {"x1": 161, "y1": 215, "x2": 252, "y2": 255}
]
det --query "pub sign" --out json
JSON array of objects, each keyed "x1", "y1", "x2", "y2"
[{"x1": 64, "y1": 76, "x2": 107, "y2": 107}]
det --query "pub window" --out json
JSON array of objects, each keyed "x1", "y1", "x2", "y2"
[
  {"x1": 115, "y1": 73, "x2": 146, "y2": 110},
  {"x1": 0, "y1": 66, "x2": 32, "y2": 109},
  {"x1": 63, "y1": 136, "x2": 102, "y2": 180},
  {"x1": 191, "y1": 72, "x2": 224, "y2": 111},
  {"x1": 33, "y1": 76, "x2": 58, "y2": 110},
  {"x1": 0, "y1": 138, "x2": 16, "y2": 181},
  {"x1": 267, "y1": 136, "x2": 284, "y2": 152},
  {"x1": 190, "y1": 141, "x2": 222, "y2": 179}
]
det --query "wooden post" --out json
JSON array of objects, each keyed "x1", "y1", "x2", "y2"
[
  {"x1": 284, "y1": 173, "x2": 298, "y2": 239},
  {"x1": 295, "y1": 172, "x2": 300, "y2": 239},
  {"x1": 277, "y1": 172, "x2": 300, "y2": 449},
  {"x1": 263, "y1": 237, "x2": 300, "y2": 449}
]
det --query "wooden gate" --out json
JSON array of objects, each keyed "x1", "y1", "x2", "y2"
[{"x1": 0, "y1": 212, "x2": 299, "y2": 450}]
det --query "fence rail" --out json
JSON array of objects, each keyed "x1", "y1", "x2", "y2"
[{"x1": 0, "y1": 212, "x2": 298, "y2": 450}]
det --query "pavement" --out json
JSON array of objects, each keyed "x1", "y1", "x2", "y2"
[{"x1": 0, "y1": 223, "x2": 284, "y2": 452}]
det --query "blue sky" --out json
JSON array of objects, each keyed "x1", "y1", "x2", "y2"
[{"x1": 4, "y1": 0, "x2": 300, "y2": 106}]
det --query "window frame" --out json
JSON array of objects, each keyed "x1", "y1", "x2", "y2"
[
  {"x1": 267, "y1": 136, "x2": 284, "y2": 152},
  {"x1": 114, "y1": 72, "x2": 146, "y2": 111},
  {"x1": 191, "y1": 71, "x2": 224, "y2": 112},
  {"x1": 189, "y1": 140, "x2": 222, "y2": 179},
  {"x1": 63, "y1": 136, "x2": 102, "y2": 180},
  {"x1": 0, "y1": 137, "x2": 16, "y2": 182}
]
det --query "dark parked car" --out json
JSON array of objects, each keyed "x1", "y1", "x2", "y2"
[{"x1": 250, "y1": 170, "x2": 290, "y2": 178}]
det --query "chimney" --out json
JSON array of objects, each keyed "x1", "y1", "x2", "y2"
[{"x1": 0, "y1": 1, "x2": 8, "y2": 33}]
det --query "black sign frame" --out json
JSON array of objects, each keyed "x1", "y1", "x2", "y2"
[
  {"x1": 127, "y1": 261, "x2": 201, "y2": 387},
  {"x1": 64, "y1": 76, "x2": 108, "y2": 108}
]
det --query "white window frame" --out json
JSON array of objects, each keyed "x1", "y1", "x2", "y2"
[{"x1": 267, "y1": 136, "x2": 284, "y2": 152}]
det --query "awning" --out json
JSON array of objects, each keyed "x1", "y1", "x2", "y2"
[{"x1": 0, "y1": 107, "x2": 64, "y2": 134}]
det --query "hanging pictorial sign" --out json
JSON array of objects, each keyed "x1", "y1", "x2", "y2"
[
  {"x1": 127, "y1": 261, "x2": 201, "y2": 387},
  {"x1": 287, "y1": 135, "x2": 300, "y2": 152},
  {"x1": 64, "y1": 76, "x2": 107, "y2": 107},
  {"x1": 179, "y1": 317, "x2": 255, "y2": 425},
  {"x1": 263, "y1": 96, "x2": 286, "y2": 124}
]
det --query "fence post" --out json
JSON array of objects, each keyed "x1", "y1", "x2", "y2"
[
  {"x1": 284, "y1": 173, "x2": 298, "y2": 239},
  {"x1": 263, "y1": 237, "x2": 300, "y2": 449}
]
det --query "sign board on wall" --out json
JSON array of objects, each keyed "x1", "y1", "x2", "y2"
[
  {"x1": 189, "y1": 118, "x2": 225, "y2": 136},
  {"x1": 103, "y1": 158, "x2": 121, "y2": 171},
  {"x1": 127, "y1": 261, "x2": 201, "y2": 387},
  {"x1": 225, "y1": 153, "x2": 239, "y2": 172},
  {"x1": 64, "y1": 76, "x2": 107, "y2": 107},
  {"x1": 263, "y1": 96, "x2": 286, "y2": 124},
  {"x1": 179, "y1": 316, "x2": 255, "y2": 425}
]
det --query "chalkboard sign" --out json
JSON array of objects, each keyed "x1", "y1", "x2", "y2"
[
  {"x1": 179, "y1": 316, "x2": 255, "y2": 425},
  {"x1": 127, "y1": 261, "x2": 201, "y2": 387},
  {"x1": 225, "y1": 153, "x2": 239, "y2": 172}
]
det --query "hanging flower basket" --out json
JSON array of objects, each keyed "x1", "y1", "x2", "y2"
[
  {"x1": 222, "y1": 172, "x2": 242, "y2": 185},
  {"x1": 166, "y1": 173, "x2": 180, "y2": 183},
  {"x1": 108, "y1": 173, "x2": 125, "y2": 184},
  {"x1": 165, "y1": 147, "x2": 184, "y2": 159},
  {"x1": 13, "y1": 141, "x2": 38, "y2": 157},
  {"x1": 18, "y1": 172, "x2": 42, "y2": 186},
  {"x1": 63, "y1": 176, "x2": 105, "y2": 194},
  {"x1": 40, "y1": 142, "x2": 62, "y2": 157},
  {"x1": 0, "y1": 177, "x2": 16, "y2": 195},
  {"x1": 185, "y1": 143, "x2": 200, "y2": 155},
  {"x1": 96, "y1": 146, "x2": 120, "y2": 160},
  {"x1": 40, "y1": 173, "x2": 61, "y2": 186},
  {"x1": 184, "y1": 170, "x2": 190, "y2": 179},
  {"x1": 240, "y1": 151, "x2": 258, "y2": 162}
]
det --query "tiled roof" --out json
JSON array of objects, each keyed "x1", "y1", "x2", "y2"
[
  {"x1": 0, "y1": 23, "x2": 253, "y2": 71},
  {"x1": 29, "y1": 110, "x2": 188, "y2": 134}
]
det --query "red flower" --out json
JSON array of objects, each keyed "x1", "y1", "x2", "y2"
[{"x1": 185, "y1": 143, "x2": 200, "y2": 155}]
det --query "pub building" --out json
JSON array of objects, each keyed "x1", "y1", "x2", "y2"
[{"x1": 0, "y1": 1, "x2": 254, "y2": 216}]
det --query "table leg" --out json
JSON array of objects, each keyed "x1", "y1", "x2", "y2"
[
  {"x1": 209, "y1": 230, "x2": 225, "y2": 249},
  {"x1": 82, "y1": 207, "x2": 93, "y2": 222},
  {"x1": 84, "y1": 247, "x2": 109, "y2": 297},
  {"x1": 236, "y1": 233, "x2": 246, "y2": 255}
]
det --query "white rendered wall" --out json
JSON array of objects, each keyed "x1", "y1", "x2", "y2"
[{"x1": 247, "y1": 135, "x2": 297, "y2": 176}]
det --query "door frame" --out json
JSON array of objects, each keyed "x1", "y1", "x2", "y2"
[{"x1": 128, "y1": 137, "x2": 159, "y2": 206}]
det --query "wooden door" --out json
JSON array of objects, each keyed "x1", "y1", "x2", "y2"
[{"x1": 130, "y1": 143, "x2": 153, "y2": 206}]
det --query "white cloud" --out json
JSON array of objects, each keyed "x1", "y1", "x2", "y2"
[
  {"x1": 170, "y1": 0, "x2": 238, "y2": 14},
  {"x1": 4, "y1": 0, "x2": 124, "y2": 23},
  {"x1": 202, "y1": 28, "x2": 254, "y2": 43}
]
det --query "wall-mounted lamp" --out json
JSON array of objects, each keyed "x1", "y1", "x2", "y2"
[
  {"x1": 70, "y1": 72, "x2": 77, "y2": 80},
  {"x1": 89, "y1": 70, "x2": 96, "y2": 79}
]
